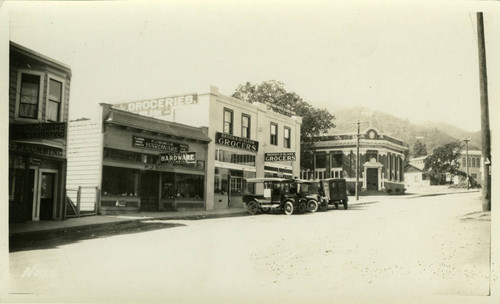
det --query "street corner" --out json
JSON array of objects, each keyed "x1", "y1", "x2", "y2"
[{"x1": 458, "y1": 211, "x2": 491, "y2": 222}]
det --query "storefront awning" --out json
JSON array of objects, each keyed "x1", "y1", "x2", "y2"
[{"x1": 105, "y1": 108, "x2": 211, "y2": 143}]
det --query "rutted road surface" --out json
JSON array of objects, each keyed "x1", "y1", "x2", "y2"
[{"x1": 9, "y1": 192, "x2": 491, "y2": 303}]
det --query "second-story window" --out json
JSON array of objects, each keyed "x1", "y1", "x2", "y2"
[
  {"x1": 284, "y1": 126, "x2": 291, "y2": 148},
  {"x1": 18, "y1": 73, "x2": 41, "y2": 119},
  {"x1": 270, "y1": 122, "x2": 278, "y2": 145},
  {"x1": 241, "y1": 114, "x2": 250, "y2": 139},
  {"x1": 223, "y1": 108, "x2": 233, "y2": 134},
  {"x1": 47, "y1": 78, "x2": 63, "y2": 122}
]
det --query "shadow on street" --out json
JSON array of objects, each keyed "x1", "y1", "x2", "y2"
[{"x1": 9, "y1": 221, "x2": 187, "y2": 253}]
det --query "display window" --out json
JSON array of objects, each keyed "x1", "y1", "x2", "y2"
[
  {"x1": 161, "y1": 172, "x2": 204, "y2": 200},
  {"x1": 102, "y1": 166, "x2": 140, "y2": 196}
]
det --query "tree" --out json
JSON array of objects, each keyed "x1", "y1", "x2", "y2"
[
  {"x1": 423, "y1": 141, "x2": 461, "y2": 185},
  {"x1": 413, "y1": 141, "x2": 427, "y2": 157},
  {"x1": 232, "y1": 81, "x2": 336, "y2": 170}
]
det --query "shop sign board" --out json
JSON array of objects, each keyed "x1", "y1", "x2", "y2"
[
  {"x1": 10, "y1": 122, "x2": 66, "y2": 140},
  {"x1": 215, "y1": 132, "x2": 259, "y2": 152},
  {"x1": 113, "y1": 94, "x2": 198, "y2": 118},
  {"x1": 160, "y1": 152, "x2": 196, "y2": 164},
  {"x1": 265, "y1": 152, "x2": 296, "y2": 162},
  {"x1": 9, "y1": 142, "x2": 64, "y2": 157},
  {"x1": 133, "y1": 135, "x2": 188, "y2": 152}
]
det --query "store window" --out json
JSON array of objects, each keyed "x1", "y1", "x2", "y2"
[
  {"x1": 102, "y1": 166, "x2": 140, "y2": 196},
  {"x1": 47, "y1": 78, "x2": 63, "y2": 122},
  {"x1": 284, "y1": 127, "x2": 291, "y2": 148},
  {"x1": 270, "y1": 122, "x2": 278, "y2": 145},
  {"x1": 214, "y1": 168, "x2": 229, "y2": 195},
  {"x1": 18, "y1": 73, "x2": 42, "y2": 120},
  {"x1": 241, "y1": 114, "x2": 251, "y2": 139},
  {"x1": 223, "y1": 108, "x2": 233, "y2": 134},
  {"x1": 215, "y1": 149, "x2": 256, "y2": 167},
  {"x1": 174, "y1": 173, "x2": 204, "y2": 199}
]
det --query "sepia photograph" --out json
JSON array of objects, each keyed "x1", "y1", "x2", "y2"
[{"x1": 1, "y1": 0, "x2": 498, "y2": 303}]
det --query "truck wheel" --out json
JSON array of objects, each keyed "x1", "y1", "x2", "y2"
[
  {"x1": 307, "y1": 200, "x2": 318, "y2": 213},
  {"x1": 247, "y1": 201, "x2": 259, "y2": 215},
  {"x1": 284, "y1": 201, "x2": 294, "y2": 215}
]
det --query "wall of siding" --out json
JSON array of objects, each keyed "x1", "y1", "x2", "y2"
[{"x1": 66, "y1": 120, "x2": 103, "y2": 211}]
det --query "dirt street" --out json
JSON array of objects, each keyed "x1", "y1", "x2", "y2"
[{"x1": 8, "y1": 192, "x2": 492, "y2": 304}]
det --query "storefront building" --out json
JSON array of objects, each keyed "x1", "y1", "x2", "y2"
[
  {"x1": 66, "y1": 104, "x2": 211, "y2": 214},
  {"x1": 111, "y1": 86, "x2": 302, "y2": 210},
  {"x1": 9, "y1": 42, "x2": 72, "y2": 222},
  {"x1": 301, "y1": 127, "x2": 406, "y2": 192}
]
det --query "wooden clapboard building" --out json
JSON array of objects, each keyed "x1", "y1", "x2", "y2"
[
  {"x1": 66, "y1": 104, "x2": 211, "y2": 214},
  {"x1": 9, "y1": 41, "x2": 72, "y2": 222}
]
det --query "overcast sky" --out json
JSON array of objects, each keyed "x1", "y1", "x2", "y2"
[{"x1": 5, "y1": 0, "x2": 500, "y2": 132}]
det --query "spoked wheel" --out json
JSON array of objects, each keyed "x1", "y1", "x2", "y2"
[
  {"x1": 247, "y1": 201, "x2": 259, "y2": 215},
  {"x1": 283, "y1": 201, "x2": 294, "y2": 215},
  {"x1": 307, "y1": 200, "x2": 319, "y2": 213},
  {"x1": 343, "y1": 200, "x2": 348, "y2": 210}
]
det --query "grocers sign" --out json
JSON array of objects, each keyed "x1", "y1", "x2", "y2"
[
  {"x1": 265, "y1": 152, "x2": 296, "y2": 162},
  {"x1": 215, "y1": 132, "x2": 259, "y2": 152}
]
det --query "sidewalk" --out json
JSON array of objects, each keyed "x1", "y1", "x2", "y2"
[
  {"x1": 9, "y1": 208, "x2": 248, "y2": 237},
  {"x1": 9, "y1": 189, "x2": 476, "y2": 238}
]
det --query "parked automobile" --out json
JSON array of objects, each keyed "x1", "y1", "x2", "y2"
[
  {"x1": 320, "y1": 178, "x2": 349, "y2": 210},
  {"x1": 243, "y1": 178, "x2": 299, "y2": 215},
  {"x1": 293, "y1": 179, "x2": 322, "y2": 213}
]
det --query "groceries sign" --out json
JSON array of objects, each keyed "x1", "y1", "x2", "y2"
[
  {"x1": 215, "y1": 132, "x2": 259, "y2": 152},
  {"x1": 265, "y1": 152, "x2": 296, "y2": 162},
  {"x1": 113, "y1": 94, "x2": 198, "y2": 117}
]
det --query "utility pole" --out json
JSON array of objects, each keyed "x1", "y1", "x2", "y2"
[
  {"x1": 356, "y1": 120, "x2": 360, "y2": 201},
  {"x1": 463, "y1": 139, "x2": 470, "y2": 190},
  {"x1": 477, "y1": 12, "x2": 491, "y2": 212},
  {"x1": 347, "y1": 120, "x2": 369, "y2": 201}
]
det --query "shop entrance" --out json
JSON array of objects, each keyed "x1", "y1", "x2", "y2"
[
  {"x1": 39, "y1": 172, "x2": 57, "y2": 220},
  {"x1": 140, "y1": 171, "x2": 159, "y2": 211},
  {"x1": 366, "y1": 168, "x2": 379, "y2": 190}
]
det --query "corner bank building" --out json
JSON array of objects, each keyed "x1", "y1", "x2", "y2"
[
  {"x1": 301, "y1": 127, "x2": 406, "y2": 192},
  {"x1": 9, "y1": 42, "x2": 72, "y2": 222},
  {"x1": 110, "y1": 86, "x2": 302, "y2": 210}
]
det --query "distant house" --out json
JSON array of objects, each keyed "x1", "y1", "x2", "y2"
[
  {"x1": 454, "y1": 147, "x2": 483, "y2": 185},
  {"x1": 404, "y1": 156, "x2": 430, "y2": 187},
  {"x1": 405, "y1": 146, "x2": 483, "y2": 187}
]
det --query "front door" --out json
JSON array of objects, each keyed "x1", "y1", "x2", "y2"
[
  {"x1": 39, "y1": 172, "x2": 57, "y2": 220},
  {"x1": 366, "y1": 168, "x2": 378, "y2": 190},
  {"x1": 11, "y1": 168, "x2": 36, "y2": 222},
  {"x1": 140, "y1": 171, "x2": 159, "y2": 211}
]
